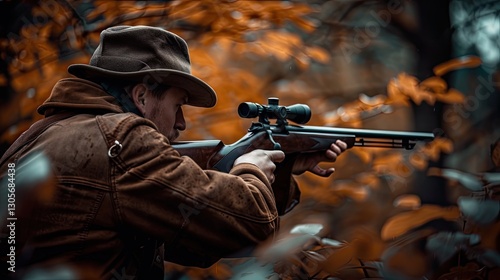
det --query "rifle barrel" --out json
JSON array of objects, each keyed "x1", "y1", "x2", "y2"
[
  {"x1": 285, "y1": 125, "x2": 435, "y2": 150},
  {"x1": 286, "y1": 125, "x2": 434, "y2": 139}
]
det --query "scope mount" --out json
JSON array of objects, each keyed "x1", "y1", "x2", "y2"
[{"x1": 237, "y1": 98, "x2": 312, "y2": 150}]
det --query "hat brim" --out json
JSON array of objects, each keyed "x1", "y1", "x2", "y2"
[{"x1": 68, "y1": 64, "x2": 217, "y2": 108}]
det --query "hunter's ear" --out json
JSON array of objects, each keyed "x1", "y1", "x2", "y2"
[{"x1": 130, "y1": 84, "x2": 148, "y2": 115}]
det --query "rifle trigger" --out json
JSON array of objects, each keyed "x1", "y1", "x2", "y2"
[{"x1": 266, "y1": 129, "x2": 281, "y2": 150}]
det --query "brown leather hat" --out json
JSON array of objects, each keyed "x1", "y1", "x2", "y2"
[{"x1": 68, "y1": 25, "x2": 217, "y2": 108}]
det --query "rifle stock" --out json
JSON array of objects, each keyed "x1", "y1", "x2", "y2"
[{"x1": 173, "y1": 98, "x2": 435, "y2": 173}]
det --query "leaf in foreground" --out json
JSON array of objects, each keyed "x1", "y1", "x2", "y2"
[{"x1": 381, "y1": 205, "x2": 460, "y2": 240}]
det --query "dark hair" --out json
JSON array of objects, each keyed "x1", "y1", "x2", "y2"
[
  {"x1": 121, "y1": 83, "x2": 171, "y2": 99},
  {"x1": 149, "y1": 84, "x2": 172, "y2": 99}
]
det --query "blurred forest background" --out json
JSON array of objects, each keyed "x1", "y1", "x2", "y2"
[{"x1": 1, "y1": 0, "x2": 499, "y2": 279}]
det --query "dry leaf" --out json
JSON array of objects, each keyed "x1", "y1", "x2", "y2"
[
  {"x1": 409, "y1": 152, "x2": 429, "y2": 170},
  {"x1": 387, "y1": 78, "x2": 411, "y2": 106},
  {"x1": 332, "y1": 183, "x2": 369, "y2": 202},
  {"x1": 435, "y1": 88, "x2": 466, "y2": 104},
  {"x1": 355, "y1": 172, "x2": 381, "y2": 189},
  {"x1": 393, "y1": 194, "x2": 421, "y2": 209},
  {"x1": 433, "y1": 55, "x2": 482, "y2": 76},
  {"x1": 381, "y1": 205, "x2": 460, "y2": 240},
  {"x1": 304, "y1": 46, "x2": 330, "y2": 63},
  {"x1": 417, "y1": 137, "x2": 454, "y2": 162},
  {"x1": 289, "y1": 15, "x2": 318, "y2": 33},
  {"x1": 420, "y1": 76, "x2": 448, "y2": 93}
]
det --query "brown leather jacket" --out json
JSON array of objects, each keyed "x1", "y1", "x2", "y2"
[{"x1": 0, "y1": 78, "x2": 300, "y2": 279}]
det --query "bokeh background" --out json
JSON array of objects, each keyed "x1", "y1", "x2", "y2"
[{"x1": 1, "y1": 0, "x2": 499, "y2": 279}]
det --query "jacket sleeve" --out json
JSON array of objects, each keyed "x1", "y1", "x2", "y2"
[{"x1": 97, "y1": 114, "x2": 280, "y2": 267}]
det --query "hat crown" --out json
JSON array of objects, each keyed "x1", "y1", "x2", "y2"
[
  {"x1": 90, "y1": 26, "x2": 192, "y2": 74},
  {"x1": 67, "y1": 25, "x2": 217, "y2": 108}
]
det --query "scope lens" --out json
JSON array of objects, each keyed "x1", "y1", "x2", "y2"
[
  {"x1": 238, "y1": 102, "x2": 260, "y2": 118},
  {"x1": 286, "y1": 104, "x2": 311, "y2": 124}
]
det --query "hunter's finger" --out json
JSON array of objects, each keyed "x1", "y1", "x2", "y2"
[
  {"x1": 311, "y1": 165, "x2": 335, "y2": 177},
  {"x1": 266, "y1": 150, "x2": 285, "y2": 163},
  {"x1": 324, "y1": 149, "x2": 338, "y2": 161},
  {"x1": 268, "y1": 174, "x2": 275, "y2": 184},
  {"x1": 336, "y1": 140, "x2": 348, "y2": 151},
  {"x1": 330, "y1": 143, "x2": 342, "y2": 155}
]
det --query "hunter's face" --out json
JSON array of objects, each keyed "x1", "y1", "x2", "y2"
[{"x1": 143, "y1": 87, "x2": 187, "y2": 141}]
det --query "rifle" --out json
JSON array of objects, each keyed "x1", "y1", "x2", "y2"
[{"x1": 173, "y1": 98, "x2": 435, "y2": 173}]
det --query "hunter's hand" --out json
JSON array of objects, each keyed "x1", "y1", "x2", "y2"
[
  {"x1": 292, "y1": 140, "x2": 348, "y2": 177},
  {"x1": 234, "y1": 149, "x2": 285, "y2": 184}
]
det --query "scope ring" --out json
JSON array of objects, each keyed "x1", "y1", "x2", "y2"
[{"x1": 108, "y1": 140, "x2": 123, "y2": 158}]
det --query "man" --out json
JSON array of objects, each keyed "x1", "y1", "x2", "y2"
[{"x1": 0, "y1": 26, "x2": 347, "y2": 279}]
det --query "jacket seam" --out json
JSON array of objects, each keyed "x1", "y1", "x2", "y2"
[
  {"x1": 120, "y1": 168, "x2": 278, "y2": 223},
  {"x1": 94, "y1": 115, "x2": 125, "y2": 227},
  {"x1": 76, "y1": 188, "x2": 106, "y2": 258},
  {"x1": 57, "y1": 176, "x2": 110, "y2": 191}
]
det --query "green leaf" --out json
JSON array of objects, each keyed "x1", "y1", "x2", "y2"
[
  {"x1": 290, "y1": 223, "x2": 323, "y2": 235},
  {"x1": 440, "y1": 169, "x2": 483, "y2": 191},
  {"x1": 458, "y1": 197, "x2": 500, "y2": 224},
  {"x1": 425, "y1": 232, "x2": 481, "y2": 264}
]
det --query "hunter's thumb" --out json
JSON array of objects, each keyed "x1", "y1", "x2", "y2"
[{"x1": 266, "y1": 150, "x2": 285, "y2": 163}]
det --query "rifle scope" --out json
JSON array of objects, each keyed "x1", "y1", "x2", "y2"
[{"x1": 238, "y1": 97, "x2": 311, "y2": 124}]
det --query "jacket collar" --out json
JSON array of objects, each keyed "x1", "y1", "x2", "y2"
[{"x1": 38, "y1": 78, "x2": 125, "y2": 116}]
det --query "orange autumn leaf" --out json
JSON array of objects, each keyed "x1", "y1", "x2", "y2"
[
  {"x1": 394, "y1": 73, "x2": 421, "y2": 104},
  {"x1": 294, "y1": 53, "x2": 311, "y2": 71},
  {"x1": 426, "y1": 167, "x2": 443, "y2": 177},
  {"x1": 336, "y1": 104, "x2": 363, "y2": 123},
  {"x1": 435, "y1": 88, "x2": 466, "y2": 104},
  {"x1": 409, "y1": 137, "x2": 454, "y2": 169},
  {"x1": 393, "y1": 194, "x2": 421, "y2": 209},
  {"x1": 381, "y1": 205, "x2": 460, "y2": 240},
  {"x1": 433, "y1": 55, "x2": 482, "y2": 76},
  {"x1": 332, "y1": 183, "x2": 369, "y2": 202},
  {"x1": 419, "y1": 137, "x2": 454, "y2": 161},
  {"x1": 409, "y1": 152, "x2": 430, "y2": 170},
  {"x1": 389, "y1": 73, "x2": 436, "y2": 106},
  {"x1": 420, "y1": 76, "x2": 448, "y2": 93},
  {"x1": 387, "y1": 78, "x2": 411, "y2": 106},
  {"x1": 290, "y1": 15, "x2": 318, "y2": 33},
  {"x1": 304, "y1": 46, "x2": 330, "y2": 63},
  {"x1": 355, "y1": 172, "x2": 381, "y2": 190},
  {"x1": 410, "y1": 88, "x2": 436, "y2": 105}
]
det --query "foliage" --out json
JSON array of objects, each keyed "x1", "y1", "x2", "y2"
[{"x1": 1, "y1": 0, "x2": 499, "y2": 279}]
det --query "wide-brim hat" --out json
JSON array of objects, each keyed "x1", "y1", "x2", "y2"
[{"x1": 68, "y1": 25, "x2": 217, "y2": 108}]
